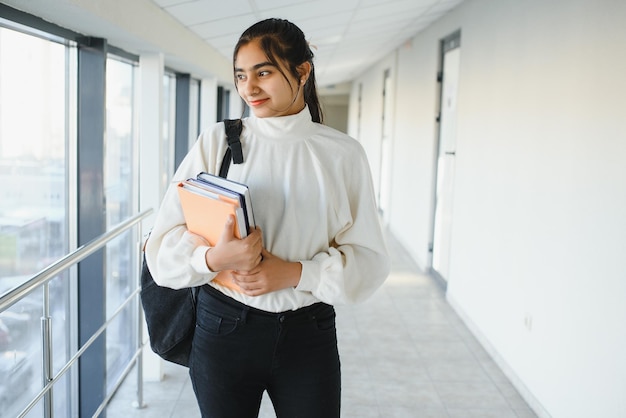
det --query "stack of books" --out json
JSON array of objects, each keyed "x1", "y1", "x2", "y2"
[{"x1": 177, "y1": 172, "x2": 255, "y2": 245}]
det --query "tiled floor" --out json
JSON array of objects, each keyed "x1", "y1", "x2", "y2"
[{"x1": 107, "y1": 234, "x2": 537, "y2": 418}]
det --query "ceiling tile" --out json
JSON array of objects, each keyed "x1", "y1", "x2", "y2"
[
  {"x1": 353, "y1": 0, "x2": 432, "y2": 22},
  {"x1": 255, "y1": 0, "x2": 314, "y2": 10},
  {"x1": 164, "y1": 0, "x2": 252, "y2": 26},
  {"x1": 257, "y1": 0, "x2": 359, "y2": 22},
  {"x1": 191, "y1": 14, "x2": 257, "y2": 39},
  {"x1": 151, "y1": 0, "x2": 187, "y2": 7}
]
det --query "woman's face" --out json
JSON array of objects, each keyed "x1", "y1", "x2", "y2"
[{"x1": 234, "y1": 40, "x2": 306, "y2": 118}]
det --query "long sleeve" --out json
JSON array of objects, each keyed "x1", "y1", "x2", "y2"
[{"x1": 295, "y1": 143, "x2": 390, "y2": 305}]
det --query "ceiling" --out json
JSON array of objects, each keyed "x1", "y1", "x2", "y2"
[{"x1": 151, "y1": 0, "x2": 464, "y2": 88}]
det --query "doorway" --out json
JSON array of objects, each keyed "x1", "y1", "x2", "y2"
[{"x1": 431, "y1": 31, "x2": 461, "y2": 283}]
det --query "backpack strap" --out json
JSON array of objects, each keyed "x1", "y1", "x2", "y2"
[{"x1": 219, "y1": 119, "x2": 243, "y2": 178}]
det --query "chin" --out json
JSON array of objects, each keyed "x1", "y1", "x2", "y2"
[{"x1": 251, "y1": 108, "x2": 278, "y2": 118}]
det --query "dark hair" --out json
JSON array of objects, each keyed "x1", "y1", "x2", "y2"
[{"x1": 233, "y1": 18, "x2": 324, "y2": 124}]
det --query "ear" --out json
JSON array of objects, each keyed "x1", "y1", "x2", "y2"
[{"x1": 297, "y1": 61, "x2": 312, "y2": 84}]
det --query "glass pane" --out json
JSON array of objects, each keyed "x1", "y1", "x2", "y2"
[
  {"x1": 104, "y1": 57, "x2": 137, "y2": 392},
  {"x1": 0, "y1": 27, "x2": 70, "y2": 416},
  {"x1": 0, "y1": 291, "x2": 42, "y2": 416}
]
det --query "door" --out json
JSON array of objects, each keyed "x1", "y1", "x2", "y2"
[{"x1": 431, "y1": 32, "x2": 461, "y2": 282}]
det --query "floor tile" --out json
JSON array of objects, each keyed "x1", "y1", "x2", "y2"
[
  {"x1": 379, "y1": 405, "x2": 449, "y2": 417},
  {"x1": 447, "y1": 408, "x2": 519, "y2": 418},
  {"x1": 426, "y1": 360, "x2": 492, "y2": 382},
  {"x1": 416, "y1": 341, "x2": 478, "y2": 363},
  {"x1": 340, "y1": 404, "x2": 381, "y2": 417},
  {"x1": 434, "y1": 381, "x2": 511, "y2": 410},
  {"x1": 375, "y1": 379, "x2": 446, "y2": 409},
  {"x1": 258, "y1": 392, "x2": 276, "y2": 417}
]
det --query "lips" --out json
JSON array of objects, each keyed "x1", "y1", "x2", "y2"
[{"x1": 248, "y1": 98, "x2": 269, "y2": 107}]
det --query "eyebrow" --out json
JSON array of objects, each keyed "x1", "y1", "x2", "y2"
[{"x1": 234, "y1": 61, "x2": 275, "y2": 72}]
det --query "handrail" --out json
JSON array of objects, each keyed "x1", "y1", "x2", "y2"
[
  {"x1": 0, "y1": 209, "x2": 153, "y2": 311},
  {"x1": 0, "y1": 208, "x2": 153, "y2": 417}
]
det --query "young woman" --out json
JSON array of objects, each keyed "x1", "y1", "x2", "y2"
[{"x1": 145, "y1": 18, "x2": 390, "y2": 418}]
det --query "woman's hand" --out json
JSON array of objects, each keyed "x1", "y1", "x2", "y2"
[
  {"x1": 230, "y1": 249, "x2": 302, "y2": 296},
  {"x1": 205, "y1": 215, "x2": 263, "y2": 272}
]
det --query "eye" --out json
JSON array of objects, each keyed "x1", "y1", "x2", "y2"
[
  {"x1": 236, "y1": 73, "x2": 246, "y2": 81},
  {"x1": 258, "y1": 70, "x2": 270, "y2": 77}
]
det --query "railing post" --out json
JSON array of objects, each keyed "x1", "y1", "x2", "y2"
[
  {"x1": 134, "y1": 297, "x2": 145, "y2": 409},
  {"x1": 133, "y1": 229, "x2": 146, "y2": 409},
  {"x1": 42, "y1": 283, "x2": 53, "y2": 418}
]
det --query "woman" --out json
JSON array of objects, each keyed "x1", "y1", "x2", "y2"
[{"x1": 145, "y1": 18, "x2": 390, "y2": 418}]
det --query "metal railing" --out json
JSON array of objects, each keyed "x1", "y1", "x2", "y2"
[{"x1": 0, "y1": 209, "x2": 153, "y2": 418}]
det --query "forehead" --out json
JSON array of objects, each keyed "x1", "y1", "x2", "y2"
[{"x1": 235, "y1": 40, "x2": 270, "y2": 69}]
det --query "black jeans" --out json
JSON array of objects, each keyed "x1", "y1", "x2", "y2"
[{"x1": 190, "y1": 286, "x2": 341, "y2": 418}]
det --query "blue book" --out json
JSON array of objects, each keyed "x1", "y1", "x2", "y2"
[{"x1": 196, "y1": 172, "x2": 255, "y2": 232}]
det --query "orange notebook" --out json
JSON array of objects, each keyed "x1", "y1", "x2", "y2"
[
  {"x1": 177, "y1": 181, "x2": 247, "y2": 245},
  {"x1": 177, "y1": 180, "x2": 248, "y2": 293}
]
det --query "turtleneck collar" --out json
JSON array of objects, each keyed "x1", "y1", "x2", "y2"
[{"x1": 246, "y1": 105, "x2": 316, "y2": 141}]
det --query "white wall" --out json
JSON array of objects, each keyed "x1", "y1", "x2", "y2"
[
  {"x1": 352, "y1": 0, "x2": 626, "y2": 417},
  {"x1": 320, "y1": 98, "x2": 349, "y2": 133}
]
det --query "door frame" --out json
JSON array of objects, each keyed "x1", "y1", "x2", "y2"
[{"x1": 429, "y1": 29, "x2": 461, "y2": 284}]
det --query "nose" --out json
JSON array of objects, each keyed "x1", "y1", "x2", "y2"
[{"x1": 243, "y1": 78, "x2": 259, "y2": 97}]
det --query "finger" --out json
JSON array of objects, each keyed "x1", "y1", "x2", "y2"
[
  {"x1": 235, "y1": 280, "x2": 263, "y2": 294},
  {"x1": 232, "y1": 271, "x2": 259, "y2": 283},
  {"x1": 231, "y1": 273, "x2": 247, "y2": 283},
  {"x1": 241, "y1": 286, "x2": 264, "y2": 297},
  {"x1": 240, "y1": 254, "x2": 263, "y2": 271},
  {"x1": 219, "y1": 215, "x2": 236, "y2": 242},
  {"x1": 245, "y1": 228, "x2": 263, "y2": 247},
  {"x1": 233, "y1": 264, "x2": 261, "y2": 276}
]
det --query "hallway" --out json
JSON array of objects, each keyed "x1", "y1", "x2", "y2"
[{"x1": 107, "y1": 234, "x2": 537, "y2": 417}]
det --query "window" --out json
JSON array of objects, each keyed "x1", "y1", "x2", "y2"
[{"x1": 0, "y1": 25, "x2": 72, "y2": 417}]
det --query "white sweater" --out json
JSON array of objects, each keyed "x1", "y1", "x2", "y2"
[{"x1": 145, "y1": 107, "x2": 390, "y2": 313}]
